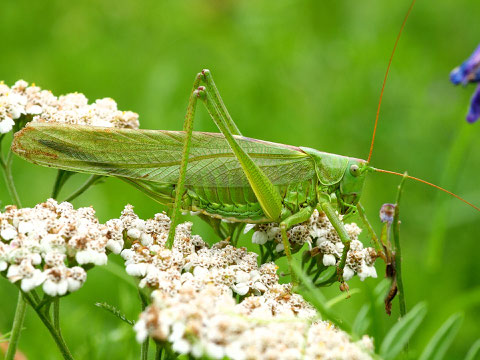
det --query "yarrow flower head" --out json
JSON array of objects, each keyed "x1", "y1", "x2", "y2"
[
  {"x1": 113, "y1": 206, "x2": 374, "y2": 358},
  {"x1": 119, "y1": 205, "x2": 279, "y2": 297},
  {"x1": 450, "y1": 44, "x2": 480, "y2": 123},
  {"x1": 247, "y1": 210, "x2": 379, "y2": 282},
  {"x1": 134, "y1": 284, "x2": 374, "y2": 360},
  {"x1": 0, "y1": 199, "x2": 122, "y2": 296},
  {"x1": 0, "y1": 80, "x2": 139, "y2": 134}
]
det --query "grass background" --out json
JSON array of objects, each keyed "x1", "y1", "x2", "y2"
[{"x1": 1, "y1": 0, "x2": 480, "y2": 358}]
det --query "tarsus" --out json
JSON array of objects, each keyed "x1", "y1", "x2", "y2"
[
  {"x1": 367, "y1": 0, "x2": 417, "y2": 163},
  {"x1": 373, "y1": 168, "x2": 480, "y2": 212}
]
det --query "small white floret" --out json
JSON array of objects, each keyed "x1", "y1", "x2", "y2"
[
  {"x1": 127, "y1": 228, "x2": 142, "y2": 239},
  {"x1": 106, "y1": 239, "x2": 123, "y2": 254},
  {"x1": 21, "y1": 270, "x2": 46, "y2": 292},
  {"x1": 251, "y1": 231, "x2": 268, "y2": 245},
  {"x1": 43, "y1": 278, "x2": 69, "y2": 297},
  {"x1": 67, "y1": 278, "x2": 82, "y2": 292},
  {"x1": 275, "y1": 243, "x2": 284, "y2": 253},
  {"x1": 343, "y1": 266, "x2": 355, "y2": 281},
  {"x1": 322, "y1": 254, "x2": 337, "y2": 266},
  {"x1": 18, "y1": 221, "x2": 34, "y2": 234},
  {"x1": 232, "y1": 283, "x2": 249, "y2": 296},
  {"x1": 1, "y1": 227, "x2": 17, "y2": 241},
  {"x1": 27, "y1": 105, "x2": 43, "y2": 115},
  {"x1": 133, "y1": 319, "x2": 148, "y2": 343},
  {"x1": 0, "y1": 117, "x2": 15, "y2": 133},
  {"x1": 126, "y1": 263, "x2": 148, "y2": 277},
  {"x1": 172, "y1": 338, "x2": 191, "y2": 355}
]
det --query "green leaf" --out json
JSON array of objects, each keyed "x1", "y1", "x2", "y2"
[
  {"x1": 419, "y1": 313, "x2": 463, "y2": 360},
  {"x1": 379, "y1": 302, "x2": 428, "y2": 359},
  {"x1": 465, "y1": 339, "x2": 480, "y2": 360},
  {"x1": 353, "y1": 304, "x2": 371, "y2": 338},
  {"x1": 291, "y1": 262, "x2": 350, "y2": 333}
]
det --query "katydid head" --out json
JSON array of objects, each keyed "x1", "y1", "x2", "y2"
[{"x1": 337, "y1": 159, "x2": 370, "y2": 214}]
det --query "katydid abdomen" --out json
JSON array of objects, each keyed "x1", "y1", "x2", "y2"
[{"x1": 183, "y1": 178, "x2": 317, "y2": 222}]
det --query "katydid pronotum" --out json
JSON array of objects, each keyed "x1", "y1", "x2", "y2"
[{"x1": 10, "y1": 1, "x2": 479, "y2": 289}]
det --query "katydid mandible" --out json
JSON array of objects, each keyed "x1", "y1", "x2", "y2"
[{"x1": 10, "y1": 1, "x2": 479, "y2": 287}]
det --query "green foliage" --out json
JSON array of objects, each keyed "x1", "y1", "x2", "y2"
[
  {"x1": 465, "y1": 339, "x2": 480, "y2": 360},
  {"x1": 419, "y1": 313, "x2": 463, "y2": 360},
  {"x1": 379, "y1": 302, "x2": 427, "y2": 359}
]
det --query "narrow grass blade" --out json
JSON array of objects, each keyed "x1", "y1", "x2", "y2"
[
  {"x1": 419, "y1": 313, "x2": 463, "y2": 360},
  {"x1": 353, "y1": 304, "x2": 372, "y2": 338},
  {"x1": 291, "y1": 262, "x2": 350, "y2": 332},
  {"x1": 374, "y1": 278, "x2": 391, "y2": 308},
  {"x1": 325, "y1": 288, "x2": 360, "y2": 308},
  {"x1": 465, "y1": 339, "x2": 480, "y2": 360},
  {"x1": 379, "y1": 302, "x2": 427, "y2": 359}
]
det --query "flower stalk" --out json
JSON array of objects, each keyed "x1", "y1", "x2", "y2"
[
  {"x1": 1, "y1": 136, "x2": 26, "y2": 360},
  {"x1": 4, "y1": 293, "x2": 27, "y2": 360},
  {"x1": 393, "y1": 173, "x2": 408, "y2": 318},
  {"x1": 20, "y1": 291, "x2": 74, "y2": 360}
]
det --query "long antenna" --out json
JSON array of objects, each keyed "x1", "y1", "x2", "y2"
[
  {"x1": 373, "y1": 168, "x2": 480, "y2": 212},
  {"x1": 367, "y1": 0, "x2": 417, "y2": 163}
]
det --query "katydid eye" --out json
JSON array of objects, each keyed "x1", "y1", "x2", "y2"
[{"x1": 350, "y1": 164, "x2": 360, "y2": 176}]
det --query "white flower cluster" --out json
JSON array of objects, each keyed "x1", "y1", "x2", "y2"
[
  {"x1": 0, "y1": 199, "x2": 121, "y2": 296},
  {"x1": 116, "y1": 205, "x2": 373, "y2": 359},
  {"x1": 135, "y1": 284, "x2": 374, "y2": 360},
  {"x1": 119, "y1": 205, "x2": 279, "y2": 297},
  {"x1": 0, "y1": 80, "x2": 139, "y2": 134},
  {"x1": 248, "y1": 210, "x2": 378, "y2": 282}
]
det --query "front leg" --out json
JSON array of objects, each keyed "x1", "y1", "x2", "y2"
[
  {"x1": 317, "y1": 196, "x2": 352, "y2": 290},
  {"x1": 166, "y1": 73, "x2": 203, "y2": 248}
]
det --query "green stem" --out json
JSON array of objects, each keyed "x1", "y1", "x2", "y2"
[
  {"x1": 1, "y1": 144, "x2": 25, "y2": 360},
  {"x1": 155, "y1": 343, "x2": 163, "y2": 360},
  {"x1": 139, "y1": 289, "x2": 149, "y2": 360},
  {"x1": 393, "y1": 173, "x2": 408, "y2": 318},
  {"x1": 51, "y1": 170, "x2": 74, "y2": 199},
  {"x1": 4, "y1": 294, "x2": 27, "y2": 360},
  {"x1": 63, "y1": 175, "x2": 102, "y2": 202},
  {"x1": 305, "y1": 257, "x2": 316, "y2": 276},
  {"x1": 53, "y1": 298, "x2": 61, "y2": 332},
  {"x1": 0, "y1": 152, "x2": 22, "y2": 207},
  {"x1": 21, "y1": 292, "x2": 74, "y2": 360}
]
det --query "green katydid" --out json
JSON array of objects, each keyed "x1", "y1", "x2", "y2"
[{"x1": 9, "y1": 0, "x2": 479, "y2": 288}]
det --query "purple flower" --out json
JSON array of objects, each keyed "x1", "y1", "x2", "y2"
[
  {"x1": 467, "y1": 84, "x2": 480, "y2": 123},
  {"x1": 451, "y1": 44, "x2": 480, "y2": 123},
  {"x1": 450, "y1": 44, "x2": 480, "y2": 85},
  {"x1": 379, "y1": 203, "x2": 396, "y2": 224}
]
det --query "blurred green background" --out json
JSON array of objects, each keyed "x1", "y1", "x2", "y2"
[{"x1": 1, "y1": 0, "x2": 480, "y2": 359}]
